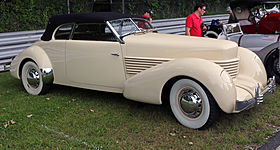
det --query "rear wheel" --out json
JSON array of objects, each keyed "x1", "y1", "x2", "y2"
[
  {"x1": 21, "y1": 61, "x2": 51, "y2": 95},
  {"x1": 169, "y1": 79, "x2": 219, "y2": 129},
  {"x1": 265, "y1": 50, "x2": 280, "y2": 84}
]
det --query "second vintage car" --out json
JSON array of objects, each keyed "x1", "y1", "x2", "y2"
[
  {"x1": 10, "y1": 12, "x2": 275, "y2": 129},
  {"x1": 205, "y1": 0, "x2": 280, "y2": 83}
]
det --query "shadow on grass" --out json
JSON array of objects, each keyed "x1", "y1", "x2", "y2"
[
  {"x1": 48, "y1": 83, "x2": 266, "y2": 132},
  {"x1": 49, "y1": 83, "x2": 175, "y2": 119}
]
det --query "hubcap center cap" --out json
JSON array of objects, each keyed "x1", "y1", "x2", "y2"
[
  {"x1": 27, "y1": 68, "x2": 40, "y2": 88},
  {"x1": 179, "y1": 88, "x2": 202, "y2": 119}
]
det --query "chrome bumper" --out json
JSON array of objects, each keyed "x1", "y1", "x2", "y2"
[
  {"x1": 0, "y1": 63, "x2": 11, "y2": 72},
  {"x1": 40, "y1": 68, "x2": 54, "y2": 84},
  {"x1": 235, "y1": 76, "x2": 276, "y2": 111}
]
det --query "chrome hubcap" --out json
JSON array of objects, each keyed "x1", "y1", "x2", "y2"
[
  {"x1": 27, "y1": 68, "x2": 40, "y2": 89},
  {"x1": 178, "y1": 87, "x2": 202, "y2": 119}
]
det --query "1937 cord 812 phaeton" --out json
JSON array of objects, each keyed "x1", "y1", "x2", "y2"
[{"x1": 10, "y1": 12, "x2": 276, "y2": 129}]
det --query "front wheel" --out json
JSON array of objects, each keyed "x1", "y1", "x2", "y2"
[
  {"x1": 21, "y1": 61, "x2": 51, "y2": 95},
  {"x1": 265, "y1": 50, "x2": 280, "y2": 84},
  {"x1": 169, "y1": 79, "x2": 219, "y2": 129}
]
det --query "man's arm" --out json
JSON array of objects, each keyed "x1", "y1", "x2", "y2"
[
  {"x1": 186, "y1": 27, "x2": 191, "y2": 36},
  {"x1": 185, "y1": 16, "x2": 192, "y2": 36}
]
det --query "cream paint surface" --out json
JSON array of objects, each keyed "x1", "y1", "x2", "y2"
[
  {"x1": 10, "y1": 32, "x2": 270, "y2": 113},
  {"x1": 65, "y1": 40, "x2": 125, "y2": 88}
]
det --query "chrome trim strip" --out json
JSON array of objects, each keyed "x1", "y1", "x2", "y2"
[
  {"x1": 124, "y1": 57, "x2": 170, "y2": 75},
  {"x1": 40, "y1": 68, "x2": 54, "y2": 84},
  {"x1": 235, "y1": 76, "x2": 276, "y2": 111}
]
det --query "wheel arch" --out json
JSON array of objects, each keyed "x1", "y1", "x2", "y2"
[
  {"x1": 262, "y1": 45, "x2": 280, "y2": 83},
  {"x1": 257, "y1": 42, "x2": 279, "y2": 63},
  {"x1": 161, "y1": 75, "x2": 220, "y2": 110},
  {"x1": 16, "y1": 45, "x2": 53, "y2": 78},
  {"x1": 263, "y1": 47, "x2": 279, "y2": 66},
  {"x1": 19, "y1": 58, "x2": 35, "y2": 78}
]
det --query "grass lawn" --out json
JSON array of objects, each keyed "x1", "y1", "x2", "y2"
[{"x1": 0, "y1": 72, "x2": 279, "y2": 149}]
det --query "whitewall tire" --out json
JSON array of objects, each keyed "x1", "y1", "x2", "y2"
[
  {"x1": 21, "y1": 61, "x2": 51, "y2": 95},
  {"x1": 169, "y1": 79, "x2": 219, "y2": 129}
]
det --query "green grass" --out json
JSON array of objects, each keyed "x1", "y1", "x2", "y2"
[{"x1": 0, "y1": 72, "x2": 279, "y2": 149}]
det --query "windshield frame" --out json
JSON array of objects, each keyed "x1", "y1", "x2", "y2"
[{"x1": 106, "y1": 18, "x2": 141, "y2": 44}]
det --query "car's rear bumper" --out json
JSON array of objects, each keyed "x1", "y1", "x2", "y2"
[
  {"x1": 0, "y1": 63, "x2": 11, "y2": 72},
  {"x1": 235, "y1": 76, "x2": 276, "y2": 111}
]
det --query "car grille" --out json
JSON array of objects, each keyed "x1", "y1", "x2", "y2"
[
  {"x1": 124, "y1": 57, "x2": 170, "y2": 75},
  {"x1": 214, "y1": 58, "x2": 240, "y2": 79}
]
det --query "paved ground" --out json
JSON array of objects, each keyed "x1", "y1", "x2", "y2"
[{"x1": 258, "y1": 131, "x2": 280, "y2": 150}]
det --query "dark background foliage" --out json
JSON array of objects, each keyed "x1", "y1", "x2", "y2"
[{"x1": 0, "y1": 0, "x2": 231, "y2": 32}]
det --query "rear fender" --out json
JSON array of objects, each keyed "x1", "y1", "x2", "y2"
[
  {"x1": 123, "y1": 58, "x2": 237, "y2": 113},
  {"x1": 13, "y1": 45, "x2": 53, "y2": 79},
  {"x1": 239, "y1": 34, "x2": 279, "y2": 62}
]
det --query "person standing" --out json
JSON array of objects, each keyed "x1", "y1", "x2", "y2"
[
  {"x1": 185, "y1": 3, "x2": 207, "y2": 37},
  {"x1": 227, "y1": 6, "x2": 238, "y2": 23},
  {"x1": 142, "y1": 9, "x2": 153, "y2": 23},
  {"x1": 138, "y1": 9, "x2": 153, "y2": 29}
]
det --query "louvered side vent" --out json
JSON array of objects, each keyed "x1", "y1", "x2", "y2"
[
  {"x1": 215, "y1": 58, "x2": 240, "y2": 79},
  {"x1": 125, "y1": 57, "x2": 170, "y2": 76}
]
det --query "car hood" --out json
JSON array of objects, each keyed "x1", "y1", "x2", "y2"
[{"x1": 123, "y1": 33, "x2": 238, "y2": 61}]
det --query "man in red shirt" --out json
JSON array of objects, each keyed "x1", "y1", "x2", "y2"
[
  {"x1": 185, "y1": 3, "x2": 207, "y2": 37},
  {"x1": 138, "y1": 9, "x2": 153, "y2": 29}
]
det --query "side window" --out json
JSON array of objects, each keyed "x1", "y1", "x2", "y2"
[
  {"x1": 72, "y1": 23, "x2": 117, "y2": 42},
  {"x1": 54, "y1": 24, "x2": 74, "y2": 40}
]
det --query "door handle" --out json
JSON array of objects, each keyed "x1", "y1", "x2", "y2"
[{"x1": 111, "y1": 53, "x2": 119, "y2": 56}]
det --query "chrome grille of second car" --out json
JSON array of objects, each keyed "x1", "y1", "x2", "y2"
[
  {"x1": 124, "y1": 57, "x2": 170, "y2": 75},
  {"x1": 214, "y1": 58, "x2": 240, "y2": 79}
]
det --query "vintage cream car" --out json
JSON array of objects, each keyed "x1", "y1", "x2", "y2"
[{"x1": 10, "y1": 12, "x2": 276, "y2": 129}]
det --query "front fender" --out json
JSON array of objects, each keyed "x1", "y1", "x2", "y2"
[
  {"x1": 238, "y1": 47, "x2": 267, "y2": 85},
  {"x1": 123, "y1": 58, "x2": 237, "y2": 113},
  {"x1": 10, "y1": 45, "x2": 53, "y2": 79}
]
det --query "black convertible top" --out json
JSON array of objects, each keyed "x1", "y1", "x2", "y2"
[
  {"x1": 41, "y1": 12, "x2": 138, "y2": 41},
  {"x1": 230, "y1": 0, "x2": 280, "y2": 8}
]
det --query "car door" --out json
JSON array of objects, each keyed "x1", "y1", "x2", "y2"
[
  {"x1": 65, "y1": 23, "x2": 125, "y2": 89},
  {"x1": 44, "y1": 23, "x2": 74, "y2": 83}
]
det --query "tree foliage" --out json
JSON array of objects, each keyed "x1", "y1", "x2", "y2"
[{"x1": 0, "y1": 0, "x2": 231, "y2": 32}]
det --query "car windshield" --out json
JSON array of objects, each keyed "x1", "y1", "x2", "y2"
[{"x1": 108, "y1": 18, "x2": 141, "y2": 37}]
